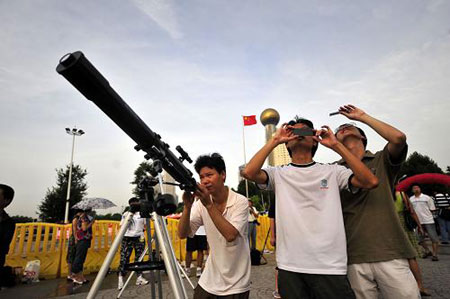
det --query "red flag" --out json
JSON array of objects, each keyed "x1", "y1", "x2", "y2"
[{"x1": 243, "y1": 115, "x2": 257, "y2": 126}]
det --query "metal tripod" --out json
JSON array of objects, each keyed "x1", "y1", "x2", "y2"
[
  {"x1": 117, "y1": 242, "x2": 195, "y2": 298},
  {"x1": 87, "y1": 176, "x2": 188, "y2": 299}
]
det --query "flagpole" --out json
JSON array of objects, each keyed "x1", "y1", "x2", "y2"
[{"x1": 242, "y1": 116, "x2": 249, "y2": 199}]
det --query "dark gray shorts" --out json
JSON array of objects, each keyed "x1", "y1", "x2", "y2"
[
  {"x1": 187, "y1": 235, "x2": 208, "y2": 252},
  {"x1": 278, "y1": 269, "x2": 355, "y2": 299},
  {"x1": 193, "y1": 285, "x2": 249, "y2": 299},
  {"x1": 419, "y1": 223, "x2": 440, "y2": 243}
]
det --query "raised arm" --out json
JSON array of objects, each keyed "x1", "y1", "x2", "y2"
[
  {"x1": 339, "y1": 105, "x2": 407, "y2": 160},
  {"x1": 315, "y1": 126, "x2": 379, "y2": 189},
  {"x1": 242, "y1": 124, "x2": 297, "y2": 184}
]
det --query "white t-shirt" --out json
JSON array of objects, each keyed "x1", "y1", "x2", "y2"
[
  {"x1": 259, "y1": 162, "x2": 353, "y2": 275},
  {"x1": 120, "y1": 211, "x2": 145, "y2": 237},
  {"x1": 189, "y1": 189, "x2": 251, "y2": 296},
  {"x1": 196, "y1": 225, "x2": 206, "y2": 236},
  {"x1": 409, "y1": 194, "x2": 436, "y2": 224}
]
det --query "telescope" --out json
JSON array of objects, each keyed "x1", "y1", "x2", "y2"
[
  {"x1": 56, "y1": 51, "x2": 197, "y2": 192},
  {"x1": 57, "y1": 51, "x2": 192, "y2": 299}
]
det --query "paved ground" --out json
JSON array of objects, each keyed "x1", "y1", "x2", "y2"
[{"x1": 2, "y1": 243, "x2": 450, "y2": 298}]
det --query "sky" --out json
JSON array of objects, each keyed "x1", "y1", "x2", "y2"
[{"x1": 1, "y1": 0, "x2": 449, "y2": 218}]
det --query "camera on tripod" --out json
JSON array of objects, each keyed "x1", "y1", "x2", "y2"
[{"x1": 132, "y1": 160, "x2": 178, "y2": 218}]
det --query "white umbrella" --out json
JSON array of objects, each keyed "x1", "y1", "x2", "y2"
[{"x1": 71, "y1": 197, "x2": 116, "y2": 210}]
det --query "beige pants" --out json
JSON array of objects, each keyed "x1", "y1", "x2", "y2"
[{"x1": 347, "y1": 259, "x2": 420, "y2": 299}]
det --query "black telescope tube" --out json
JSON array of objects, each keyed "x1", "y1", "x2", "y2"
[{"x1": 56, "y1": 51, "x2": 196, "y2": 191}]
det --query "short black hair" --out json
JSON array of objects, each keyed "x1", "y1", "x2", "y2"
[
  {"x1": 0, "y1": 184, "x2": 15, "y2": 202},
  {"x1": 194, "y1": 153, "x2": 226, "y2": 175},
  {"x1": 129, "y1": 197, "x2": 139, "y2": 205},
  {"x1": 286, "y1": 116, "x2": 318, "y2": 157},
  {"x1": 411, "y1": 183, "x2": 422, "y2": 189}
]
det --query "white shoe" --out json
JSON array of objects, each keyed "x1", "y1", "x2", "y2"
[
  {"x1": 196, "y1": 267, "x2": 202, "y2": 278},
  {"x1": 136, "y1": 275, "x2": 149, "y2": 286},
  {"x1": 181, "y1": 267, "x2": 191, "y2": 278},
  {"x1": 118, "y1": 275, "x2": 124, "y2": 290}
]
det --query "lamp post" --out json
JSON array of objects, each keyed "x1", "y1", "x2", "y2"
[{"x1": 64, "y1": 127, "x2": 85, "y2": 223}]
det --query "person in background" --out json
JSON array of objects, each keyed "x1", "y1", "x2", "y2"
[
  {"x1": 248, "y1": 199, "x2": 259, "y2": 251},
  {"x1": 0, "y1": 184, "x2": 15, "y2": 289},
  {"x1": 71, "y1": 209, "x2": 95, "y2": 284},
  {"x1": 66, "y1": 209, "x2": 83, "y2": 281},
  {"x1": 117, "y1": 197, "x2": 149, "y2": 290},
  {"x1": 409, "y1": 184, "x2": 440, "y2": 261},
  {"x1": 184, "y1": 222, "x2": 208, "y2": 278},
  {"x1": 268, "y1": 196, "x2": 281, "y2": 299},
  {"x1": 395, "y1": 191, "x2": 430, "y2": 296},
  {"x1": 433, "y1": 192, "x2": 450, "y2": 245}
]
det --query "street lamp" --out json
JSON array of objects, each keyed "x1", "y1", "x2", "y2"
[{"x1": 64, "y1": 127, "x2": 85, "y2": 223}]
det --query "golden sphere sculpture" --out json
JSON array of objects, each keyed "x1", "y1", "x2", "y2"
[{"x1": 260, "y1": 108, "x2": 280, "y2": 126}]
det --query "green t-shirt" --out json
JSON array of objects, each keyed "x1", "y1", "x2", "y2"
[
  {"x1": 338, "y1": 145, "x2": 416, "y2": 264},
  {"x1": 394, "y1": 192, "x2": 405, "y2": 213}
]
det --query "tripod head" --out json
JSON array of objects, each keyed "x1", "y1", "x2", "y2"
[
  {"x1": 131, "y1": 162, "x2": 178, "y2": 217},
  {"x1": 56, "y1": 51, "x2": 197, "y2": 192}
]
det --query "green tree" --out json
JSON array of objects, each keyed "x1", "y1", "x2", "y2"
[
  {"x1": 234, "y1": 179, "x2": 273, "y2": 211},
  {"x1": 131, "y1": 161, "x2": 153, "y2": 196},
  {"x1": 38, "y1": 164, "x2": 88, "y2": 223},
  {"x1": 399, "y1": 152, "x2": 446, "y2": 195},
  {"x1": 399, "y1": 151, "x2": 443, "y2": 178},
  {"x1": 96, "y1": 213, "x2": 122, "y2": 221},
  {"x1": 11, "y1": 215, "x2": 35, "y2": 223},
  {"x1": 235, "y1": 179, "x2": 259, "y2": 198}
]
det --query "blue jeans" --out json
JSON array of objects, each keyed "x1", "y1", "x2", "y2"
[{"x1": 437, "y1": 216, "x2": 450, "y2": 242}]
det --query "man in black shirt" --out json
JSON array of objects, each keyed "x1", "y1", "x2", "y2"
[{"x1": 0, "y1": 184, "x2": 15, "y2": 287}]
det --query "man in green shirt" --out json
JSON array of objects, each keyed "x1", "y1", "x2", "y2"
[{"x1": 335, "y1": 105, "x2": 419, "y2": 299}]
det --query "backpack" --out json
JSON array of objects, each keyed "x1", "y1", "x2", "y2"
[
  {"x1": 250, "y1": 249, "x2": 261, "y2": 265},
  {"x1": 250, "y1": 249, "x2": 267, "y2": 266}
]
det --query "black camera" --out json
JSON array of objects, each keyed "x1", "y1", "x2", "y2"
[
  {"x1": 131, "y1": 174, "x2": 177, "y2": 218},
  {"x1": 292, "y1": 127, "x2": 315, "y2": 136}
]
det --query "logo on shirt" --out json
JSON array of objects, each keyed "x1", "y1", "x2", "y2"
[{"x1": 320, "y1": 179, "x2": 328, "y2": 189}]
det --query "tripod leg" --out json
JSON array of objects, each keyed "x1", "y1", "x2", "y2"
[
  {"x1": 153, "y1": 212, "x2": 188, "y2": 299},
  {"x1": 87, "y1": 211, "x2": 134, "y2": 299},
  {"x1": 153, "y1": 226, "x2": 163, "y2": 298},
  {"x1": 145, "y1": 218, "x2": 157, "y2": 299},
  {"x1": 178, "y1": 260, "x2": 195, "y2": 289},
  {"x1": 117, "y1": 245, "x2": 150, "y2": 298}
]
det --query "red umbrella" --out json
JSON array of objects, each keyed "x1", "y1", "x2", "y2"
[{"x1": 395, "y1": 173, "x2": 450, "y2": 192}]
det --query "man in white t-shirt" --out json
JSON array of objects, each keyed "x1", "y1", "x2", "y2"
[
  {"x1": 178, "y1": 153, "x2": 251, "y2": 299},
  {"x1": 242, "y1": 116, "x2": 378, "y2": 299},
  {"x1": 117, "y1": 197, "x2": 148, "y2": 290},
  {"x1": 409, "y1": 184, "x2": 440, "y2": 261}
]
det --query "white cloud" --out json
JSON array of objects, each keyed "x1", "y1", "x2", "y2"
[
  {"x1": 1, "y1": 0, "x2": 450, "y2": 218},
  {"x1": 131, "y1": 0, "x2": 183, "y2": 39}
]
